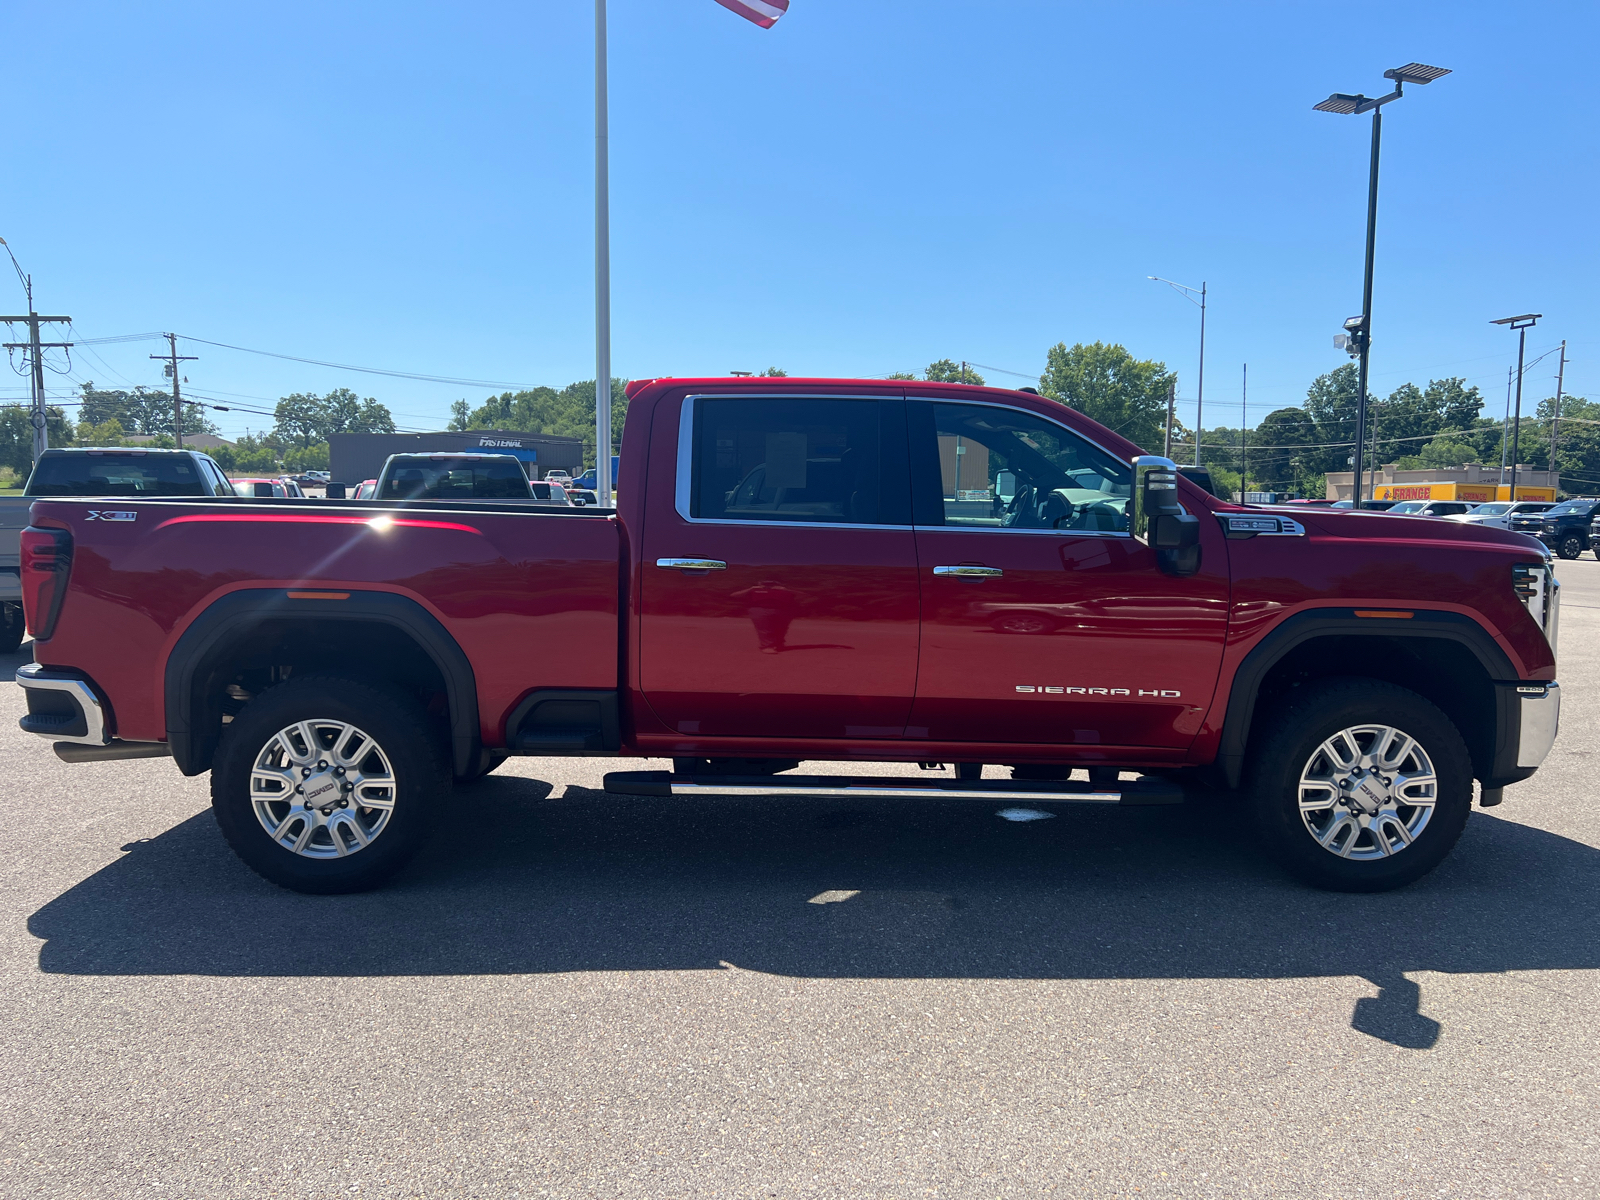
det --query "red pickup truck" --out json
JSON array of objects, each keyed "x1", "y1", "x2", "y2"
[{"x1": 15, "y1": 379, "x2": 1561, "y2": 895}]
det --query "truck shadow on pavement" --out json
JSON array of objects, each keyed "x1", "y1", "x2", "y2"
[{"x1": 29, "y1": 774, "x2": 1600, "y2": 1049}]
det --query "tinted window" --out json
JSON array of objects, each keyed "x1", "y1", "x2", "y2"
[
  {"x1": 27, "y1": 452, "x2": 210, "y2": 497},
  {"x1": 1547, "y1": 500, "x2": 1597, "y2": 516},
  {"x1": 379, "y1": 457, "x2": 532, "y2": 500},
  {"x1": 691, "y1": 398, "x2": 902, "y2": 524},
  {"x1": 920, "y1": 402, "x2": 1132, "y2": 532}
]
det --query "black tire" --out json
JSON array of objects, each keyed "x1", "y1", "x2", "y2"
[
  {"x1": 1246, "y1": 678, "x2": 1473, "y2": 892},
  {"x1": 211, "y1": 673, "x2": 450, "y2": 894},
  {"x1": 0, "y1": 604, "x2": 24, "y2": 654},
  {"x1": 1557, "y1": 534, "x2": 1583, "y2": 560}
]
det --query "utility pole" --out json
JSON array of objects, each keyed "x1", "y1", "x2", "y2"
[
  {"x1": 594, "y1": 0, "x2": 613, "y2": 509},
  {"x1": 1240, "y1": 363, "x2": 1247, "y2": 498},
  {"x1": 0, "y1": 242, "x2": 71, "y2": 463},
  {"x1": 1499, "y1": 366, "x2": 1513, "y2": 486},
  {"x1": 1492, "y1": 314, "x2": 1540, "y2": 503},
  {"x1": 150, "y1": 333, "x2": 197, "y2": 448},
  {"x1": 1550, "y1": 340, "x2": 1567, "y2": 484},
  {"x1": 1163, "y1": 378, "x2": 1175, "y2": 459}
]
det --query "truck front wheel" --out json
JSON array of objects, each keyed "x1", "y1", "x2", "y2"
[
  {"x1": 1557, "y1": 533, "x2": 1583, "y2": 559},
  {"x1": 1247, "y1": 678, "x2": 1473, "y2": 892},
  {"x1": 210, "y1": 674, "x2": 450, "y2": 894}
]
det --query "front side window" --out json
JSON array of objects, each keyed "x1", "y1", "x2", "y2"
[
  {"x1": 691, "y1": 398, "x2": 898, "y2": 524},
  {"x1": 923, "y1": 402, "x2": 1132, "y2": 532}
]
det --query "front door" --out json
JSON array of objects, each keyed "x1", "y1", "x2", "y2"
[
  {"x1": 639, "y1": 394, "x2": 920, "y2": 740},
  {"x1": 906, "y1": 399, "x2": 1229, "y2": 751}
]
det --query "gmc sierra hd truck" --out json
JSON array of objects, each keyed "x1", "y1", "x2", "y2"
[{"x1": 14, "y1": 379, "x2": 1561, "y2": 895}]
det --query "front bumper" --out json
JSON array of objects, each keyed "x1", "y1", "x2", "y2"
[{"x1": 1515, "y1": 682, "x2": 1561, "y2": 769}]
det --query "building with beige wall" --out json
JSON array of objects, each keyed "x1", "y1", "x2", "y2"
[{"x1": 1325, "y1": 463, "x2": 1558, "y2": 502}]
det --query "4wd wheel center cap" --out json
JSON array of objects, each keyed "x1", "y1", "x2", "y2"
[
  {"x1": 300, "y1": 771, "x2": 343, "y2": 810},
  {"x1": 1343, "y1": 770, "x2": 1390, "y2": 814}
]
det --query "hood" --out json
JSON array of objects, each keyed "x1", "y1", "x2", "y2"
[{"x1": 1255, "y1": 505, "x2": 1548, "y2": 554}]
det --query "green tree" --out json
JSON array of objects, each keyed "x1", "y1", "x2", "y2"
[
  {"x1": 273, "y1": 390, "x2": 394, "y2": 447},
  {"x1": 1424, "y1": 377, "x2": 1484, "y2": 430},
  {"x1": 79, "y1": 382, "x2": 216, "y2": 437},
  {"x1": 448, "y1": 400, "x2": 472, "y2": 431},
  {"x1": 759, "y1": 367, "x2": 788, "y2": 377},
  {"x1": 1250, "y1": 407, "x2": 1319, "y2": 492},
  {"x1": 924, "y1": 359, "x2": 985, "y2": 385},
  {"x1": 885, "y1": 371, "x2": 918, "y2": 381},
  {"x1": 459, "y1": 379, "x2": 629, "y2": 469},
  {"x1": 0, "y1": 406, "x2": 73, "y2": 476},
  {"x1": 1038, "y1": 341, "x2": 1174, "y2": 453},
  {"x1": 1302, "y1": 364, "x2": 1362, "y2": 476},
  {"x1": 76, "y1": 416, "x2": 128, "y2": 446}
]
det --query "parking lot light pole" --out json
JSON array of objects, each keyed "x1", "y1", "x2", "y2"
[
  {"x1": 1148, "y1": 276, "x2": 1206, "y2": 465},
  {"x1": 1493, "y1": 314, "x2": 1542, "y2": 502},
  {"x1": 1315, "y1": 63, "x2": 1451, "y2": 502}
]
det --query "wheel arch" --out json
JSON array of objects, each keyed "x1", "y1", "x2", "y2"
[
  {"x1": 1216, "y1": 608, "x2": 1523, "y2": 791},
  {"x1": 164, "y1": 589, "x2": 479, "y2": 777}
]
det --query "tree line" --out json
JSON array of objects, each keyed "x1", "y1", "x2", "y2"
[
  {"x1": 3, "y1": 354, "x2": 1588, "y2": 497},
  {"x1": 0, "y1": 384, "x2": 398, "y2": 479}
]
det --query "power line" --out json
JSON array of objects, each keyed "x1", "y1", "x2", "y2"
[{"x1": 177, "y1": 334, "x2": 539, "y2": 389}]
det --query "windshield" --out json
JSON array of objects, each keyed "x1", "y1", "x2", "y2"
[
  {"x1": 1387, "y1": 501, "x2": 1427, "y2": 513},
  {"x1": 1547, "y1": 500, "x2": 1594, "y2": 516},
  {"x1": 379, "y1": 457, "x2": 531, "y2": 500},
  {"x1": 26, "y1": 452, "x2": 209, "y2": 497},
  {"x1": 1472, "y1": 503, "x2": 1510, "y2": 516}
]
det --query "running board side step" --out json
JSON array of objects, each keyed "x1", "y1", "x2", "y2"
[{"x1": 602, "y1": 772, "x2": 1184, "y2": 805}]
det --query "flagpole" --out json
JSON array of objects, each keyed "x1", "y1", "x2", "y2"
[{"x1": 595, "y1": 0, "x2": 613, "y2": 508}]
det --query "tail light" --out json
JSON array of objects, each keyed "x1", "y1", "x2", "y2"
[{"x1": 20, "y1": 526, "x2": 73, "y2": 641}]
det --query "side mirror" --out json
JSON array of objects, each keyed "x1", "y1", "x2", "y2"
[
  {"x1": 324, "y1": 482, "x2": 347, "y2": 499},
  {"x1": 1131, "y1": 455, "x2": 1201, "y2": 577}
]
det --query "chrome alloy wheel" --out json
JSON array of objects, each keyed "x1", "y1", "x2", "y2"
[
  {"x1": 249, "y1": 719, "x2": 397, "y2": 858},
  {"x1": 1297, "y1": 723, "x2": 1437, "y2": 860}
]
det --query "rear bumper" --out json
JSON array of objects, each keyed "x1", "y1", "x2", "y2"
[{"x1": 15, "y1": 664, "x2": 109, "y2": 746}]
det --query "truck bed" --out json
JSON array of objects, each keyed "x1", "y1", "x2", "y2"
[{"x1": 27, "y1": 496, "x2": 621, "y2": 748}]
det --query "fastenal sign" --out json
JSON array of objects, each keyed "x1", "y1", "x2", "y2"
[{"x1": 477, "y1": 438, "x2": 524, "y2": 449}]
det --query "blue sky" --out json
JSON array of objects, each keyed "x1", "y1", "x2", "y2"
[{"x1": 3, "y1": 1, "x2": 1595, "y2": 439}]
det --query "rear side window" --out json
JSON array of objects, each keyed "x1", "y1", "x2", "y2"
[
  {"x1": 689, "y1": 397, "x2": 907, "y2": 525},
  {"x1": 380, "y1": 458, "x2": 531, "y2": 500},
  {"x1": 26, "y1": 453, "x2": 209, "y2": 497}
]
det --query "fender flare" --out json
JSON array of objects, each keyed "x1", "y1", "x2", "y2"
[
  {"x1": 1215, "y1": 607, "x2": 1519, "y2": 790},
  {"x1": 164, "y1": 588, "x2": 479, "y2": 777}
]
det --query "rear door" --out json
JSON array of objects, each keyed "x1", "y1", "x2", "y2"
[
  {"x1": 905, "y1": 398, "x2": 1229, "y2": 750},
  {"x1": 638, "y1": 393, "x2": 919, "y2": 740}
]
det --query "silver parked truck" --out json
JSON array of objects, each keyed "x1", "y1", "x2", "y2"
[{"x1": 0, "y1": 447, "x2": 236, "y2": 652}]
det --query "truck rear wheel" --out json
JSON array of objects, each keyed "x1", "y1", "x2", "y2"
[
  {"x1": 211, "y1": 674, "x2": 450, "y2": 894},
  {"x1": 1247, "y1": 678, "x2": 1472, "y2": 892},
  {"x1": 0, "y1": 604, "x2": 23, "y2": 654}
]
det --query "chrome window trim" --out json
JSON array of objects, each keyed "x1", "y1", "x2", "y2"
[
  {"x1": 674, "y1": 391, "x2": 909, "y2": 528},
  {"x1": 911, "y1": 524, "x2": 1133, "y2": 540},
  {"x1": 671, "y1": 390, "x2": 1140, "y2": 535}
]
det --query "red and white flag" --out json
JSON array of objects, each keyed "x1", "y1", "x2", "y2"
[{"x1": 714, "y1": 0, "x2": 788, "y2": 29}]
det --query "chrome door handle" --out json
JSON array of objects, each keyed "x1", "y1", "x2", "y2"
[
  {"x1": 656, "y1": 557, "x2": 727, "y2": 571},
  {"x1": 933, "y1": 565, "x2": 1003, "y2": 578}
]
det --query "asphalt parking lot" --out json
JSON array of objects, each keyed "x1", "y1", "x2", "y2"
[{"x1": 2, "y1": 564, "x2": 1598, "y2": 1199}]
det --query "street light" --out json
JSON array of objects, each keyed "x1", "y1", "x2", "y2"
[
  {"x1": 1492, "y1": 313, "x2": 1542, "y2": 502},
  {"x1": 1148, "y1": 276, "x2": 1206, "y2": 466},
  {"x1": 1314, "y1": 62, "x2": 1451, "y2": 502}
]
